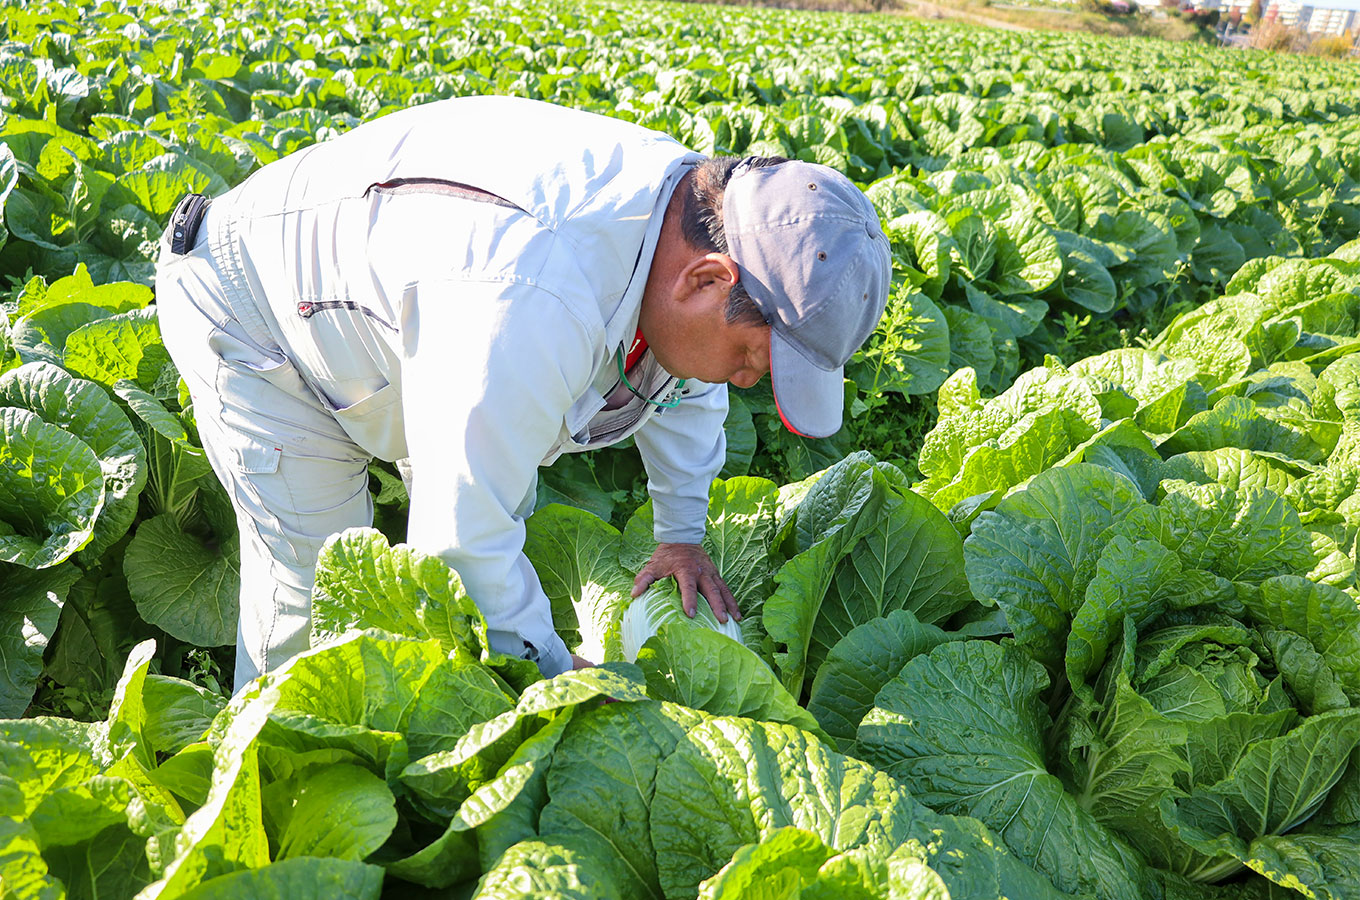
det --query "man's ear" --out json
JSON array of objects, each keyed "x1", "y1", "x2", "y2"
[{"x1": 680, "y1": 252, "x2": 740, "y2": 303}]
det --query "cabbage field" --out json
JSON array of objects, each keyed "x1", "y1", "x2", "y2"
[{"x1": 4, "y1": 0, "x2": 1360, "y2": 896}]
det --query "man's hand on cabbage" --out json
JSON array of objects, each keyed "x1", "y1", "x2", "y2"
[{"x1": 632, "y1": 541, "x2": 741, "y2": 624}]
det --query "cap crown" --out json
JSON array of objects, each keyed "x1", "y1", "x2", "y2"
[{"x1": 722, "y1": 160, "x2": 891, "y2": 373}]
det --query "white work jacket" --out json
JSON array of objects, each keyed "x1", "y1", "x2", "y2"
[{"x1": 208, "y1": 96, "x2": 724, "y2": 677}]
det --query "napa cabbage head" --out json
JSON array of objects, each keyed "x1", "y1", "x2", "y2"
[{"x1": 622, "y1": 577, "x2": 743, "y2": 662}]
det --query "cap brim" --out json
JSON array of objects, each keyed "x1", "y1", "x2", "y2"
[{"x1": 769, "y1": 330, "x2": 843, "y2": 439}]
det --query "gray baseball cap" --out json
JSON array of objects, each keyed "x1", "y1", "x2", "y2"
[{"x1": 723, "y1": 159, "x2": 891, "y2": 439}]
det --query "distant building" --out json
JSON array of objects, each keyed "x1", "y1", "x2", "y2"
[
  {"x1": 1201, "y1": 0, "x2": 1359, "y2": 34},
  {"x1": 1297, "y1": 2, "x2": 1359, "y2": 33}
]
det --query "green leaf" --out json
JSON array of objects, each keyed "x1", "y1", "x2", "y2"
[
  {"x1": 943, "y1": 308, "x2": 996, "y2": 387},
  {"x1": 1232, "y1": 829, "x2": 1360, "y2": 900},
  {"x1": 110, "y1": 152, "x2": 229, "y2": 219},
  {"x1": 1149, "y1": 482, "x2": 1316, "y2": 583},
  {"x1": 114, "y1": 379, "x2": 191, "y2": 444},
  {"x1": 858, "y1": 641, "x2": 1151, "y2": 900},
  {"x1": 0, "y1": 716, "x2": 100, "y2": 816},
  {"x1": 805, "y1": 609, "x2": 957, "y2": 748},
  {"x1": 11, "y1": 303, "x2": 120, "y2": 367},
  {"x1": 399, "y1": 665, "x2": 649, "y2": 819},
  {"x1": 0, "y1": 563, "x2": 81, "y2": 716},
  {"x1": 0, "y1": 141, "x2": 17, "y2": 253},
  {"x1": 721, "y1": 392, "x2": 756, "y2": 478},
  {"x1": 265, "y1": 632, "x2": 511, "y2": 773},
  {"x1": 175, "y1": 858, "x2": 383, "y2": 900},
  {"x1": 389, "y1": 706, "x2": 578, "y2": 888},
  {"x1": 965, "y1": 464, "x2": 1147, "y2": 670},
  {"x1": 703, "y1": 476, "x2": 780, "y2": 618},
  {"x1": 0, "y1": 406, "x2": 105, "y2": 568},
  {"x1": 0, "y1": 363, "x2": 144, "y2": 562},
  {"x1": 1066, "y1": 537, "x2": 1233, "y2": 696},
  {"x1": 41, "y1": 814, "x2": 152, "y2": 899},
  {"x1": 808, "y1": 486, "x2": 973, "y2": 678},
  {"x1": 1264, "y1": 630, "x2": 1351, "y2": 717},
  {"x1": 697, "y1": 827, "x2": 897, "y2": 900},
  {"x1": 471, "y1": 832, "x2": 628, "y2": 900},
  {"x1": 273, "y1": 764, "x2": 396, "y2": 861},
  {"x1": 139, "y1": 680, "x2": 277, "y2": 899},
  {"x1": 141, "y1": 675, "x2": 228, "y2": 757},
  {"x1": 1162, "y1": 449, "x2": 1302, "y2": 498},
  {"x1": 1167, "y1": 710, "x2": 1360, "y2": 852},
  {"x1": 1161, "y1": 396, "x2": 1330, "y2": 465},
  {"x1": 538, "y1": 702, "x2": 705, "y2": 900},
  {"x1": 0, "y1": 816, "x2": 63, "y2": 900},
  {"x1": 650, "y1": 716, "x2": 917, "y2": 900},
  {"x1": 990, "y1": 208, "x2": 1062, "y2": 295},
  {"x1": 312, "y1": 528, "x2": 537, "y2": 687},
  {"x1": 124, "y1": 513, "x2": 238, "y2": 646},
  {"x1": 1245, "y1": 576, "x2": 1360, "y2": 703},
  {"x1": 15, "y1": 266, "x2": 150, "y2": 319},
  {"x1": 524, "y1": 503, "x2": 632, "y2": 663},
  {"x1": 637, "y1": 624, "x2": 826, "y2": 742},
  {"x1": 61, "y1": 307, "x2": 172, "y2": 393},
  {"x1": 1054, "y1": 235, "x2": 1117, "y2": 313}
]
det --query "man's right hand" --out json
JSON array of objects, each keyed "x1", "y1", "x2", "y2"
[{"x1": 571, "y1": 654, "x2": 595, "y2": 670}]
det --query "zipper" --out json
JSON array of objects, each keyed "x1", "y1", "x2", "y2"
[
  {"x1": 296, "y1": 300, "x2": 397, "y2": 333},
  {"x1": 365, "y1": 177, "x2": 524, "y2": 212},
  {"x1": 587, "y1": 375, "x2": 682, "y2": 446}
]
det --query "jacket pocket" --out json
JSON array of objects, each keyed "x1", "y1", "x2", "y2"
[{"x1": 328, "y1": 381, "x2": 407, "y2": 462}]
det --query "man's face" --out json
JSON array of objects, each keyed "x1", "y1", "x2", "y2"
[
  {"x1": 639, "y1": 242, "x2": 773, "y2": 389},
  {"x1": 652, "y1": 309, "x2": 771, "y2": 388}
]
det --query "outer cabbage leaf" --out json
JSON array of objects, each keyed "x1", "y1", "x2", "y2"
[
  {"x1": 312, "y1": 527, "x2": 539, "y2": 689},
  {"x1": 524, "y1": 502, "x2": 632, "y2": 662},
  {"x1": 1162, "y1": 712, "x2": 1360, "y2": 887},
  {"x1": 0, "y1": 362, "x2": 144, "y2": 561},
  {"x1": 964, "y1": 463, "x2": 1147, "y2": 670},
  {"x1": 1160, "y1": 396, "x2": 1330, "y2": 465},
  {"x1": 636, "y1": 624, "x2": 825, "y2": 741},
  {"x1": 173, "y1": 858, "x2": 383, "y2": 900},
  {"x1": 1065, "y1": 536, "x2": 1234, "y2": 696},
  {"x1": 61, "y1": 307, "x2": 172, "y2": 393},
  {"x1": 696, "y1": 827, "x2": 928, "y2": 900},
  {"x1": 269, "y1": 764, "x2": 396, "y2": 862},
  {"x1": 651, "y1": 714, "x2": 1071, "y2": 900},
  {"x1": 398, "y1": 665, "x2": 649, "y2": 817},
  {"x1": 0, "y1": 406, "x2": 105, "y2": 568},
  {"x1": 123, "y1": 513, "x2": 238, "y2": 647},
  {"x1": 0, "y1": 562, "x2": 81, "y2": 716},
  {"x1": 805, "y1": 609, "x2": 958, "y2": 748},
  {"x1": 538, "y1": 701, "x2": 706, "y2": 900},
  {"x1": 858, "y1": 641, "x2": 1151, "y2": 900},
  {"x1": 1244, "y1": 576, "x2": 1360, "y2": 703},
  {"x1": 1161, "y1": 448, "x2": 1303, "y2": 497},
  {"x1": 136, "y1": 678, "x2": 277, "y2": 900},
  {"x1": 471, "y1": 832, "x2": 628, "y2": 900},
  {"x1": 1146, "y1": 482, "x2": 1316, "y2": 584}
]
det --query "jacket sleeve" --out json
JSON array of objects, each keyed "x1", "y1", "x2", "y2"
[
  {"x1": 400, "y1": 277, "x2": 596, "y2": 677},
  {"x1": 632, "y1": 378, "x2": 728, "y2": 545}
]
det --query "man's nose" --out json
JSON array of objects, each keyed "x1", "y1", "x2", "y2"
[{"x1": 731, "y1": 369, "x2": 763, "y2": 389}]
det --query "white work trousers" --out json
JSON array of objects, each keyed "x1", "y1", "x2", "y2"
[{"x1": 156, "y1": 209, "x2": 379, "y2": 692}]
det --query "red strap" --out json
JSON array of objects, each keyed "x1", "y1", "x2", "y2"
[{"x1": 624, "y1": 327, "x2": 648, "y2": 371}]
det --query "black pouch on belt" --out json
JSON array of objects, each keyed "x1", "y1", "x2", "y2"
[{"x1": 170, "y1": 193, "x2": 209, "y2": 255}]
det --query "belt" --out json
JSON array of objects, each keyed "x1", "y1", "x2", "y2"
[{"x1": 169, "y1": 193, "x2": 210, "y2": 255}]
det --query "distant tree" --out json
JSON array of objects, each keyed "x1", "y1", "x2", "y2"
[{"x1": 1245, "y1": 0, "x2": 1262, "y2": 24}]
